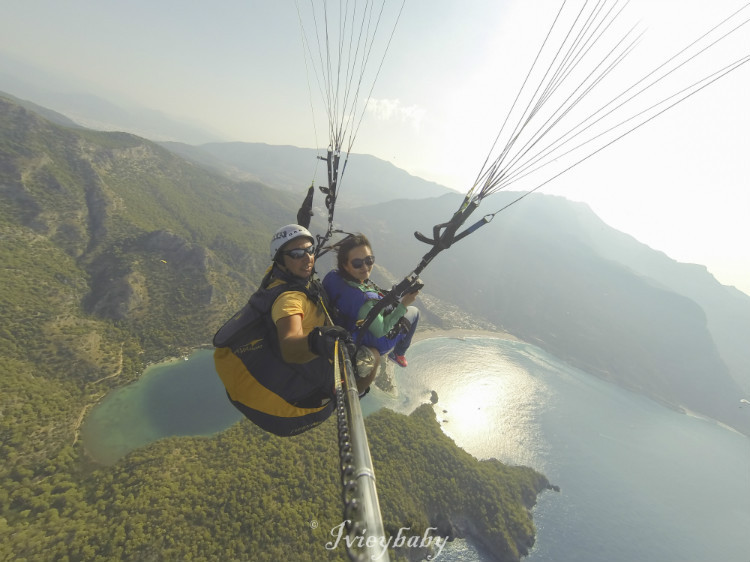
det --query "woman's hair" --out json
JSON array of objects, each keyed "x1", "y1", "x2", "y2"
[{"x1": 334, "y1": 233, "x2": 371, "y2": 271}]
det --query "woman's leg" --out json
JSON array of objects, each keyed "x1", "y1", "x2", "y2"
[{"x1": 393, "y1": 306, "x2": 420, "y2": 356}]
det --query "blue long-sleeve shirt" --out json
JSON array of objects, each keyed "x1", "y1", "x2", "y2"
[{"x1": 322, "y1": 269, "x2": 406, "y2": 354}]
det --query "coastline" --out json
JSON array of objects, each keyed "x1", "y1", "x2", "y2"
[
  {"x1": 413, "y1": 327, "x2": 521, "y2": 344},
  {"x1": 411, "y1": 328, "x2": 749, "y2": 439}
]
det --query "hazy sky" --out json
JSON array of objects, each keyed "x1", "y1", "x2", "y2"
[{"x1": 2, "y1": 0, "x2": 749, "y2": 295}]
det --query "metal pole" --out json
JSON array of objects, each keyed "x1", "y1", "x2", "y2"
[{"x1": 336, "y1": 344, "x2": 390, "y2": 561}]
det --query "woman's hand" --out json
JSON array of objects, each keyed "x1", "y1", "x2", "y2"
[{"x1": 401, "y1": 290, "x2": 419, "y2": 307}]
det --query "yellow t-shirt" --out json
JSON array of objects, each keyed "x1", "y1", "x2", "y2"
[
  {"x1": 269, "y1": 280, "x2": 327, "y2": 364},
  {"x1": 270, "y1": 289, "x2": 325, "y2": 335}
]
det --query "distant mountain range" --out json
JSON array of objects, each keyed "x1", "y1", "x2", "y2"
[
  {"x1": 160, "y1": 141, "x2": 455, "y2": 207},
  {"x1": 0, "y1": 52, "x2": 224, "y2": 144},
  {"x1": 2, "y1": 89, "x2": 749, "y2": 440}
]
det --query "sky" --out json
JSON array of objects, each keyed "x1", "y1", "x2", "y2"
[{"x1": 1, "y1": 0, "x2": 749, "y2": 296}]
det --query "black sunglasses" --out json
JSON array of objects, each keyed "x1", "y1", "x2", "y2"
[
  {"x1": 282, "y1": 246, "x2": 315, "y2": 259},
  {"x1": 350, "y1": 255, "x2": 375, "y2": 269}
]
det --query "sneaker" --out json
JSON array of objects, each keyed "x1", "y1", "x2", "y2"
[{"x1": 388, "y1": 352, "x2": 408, "y2": 368}]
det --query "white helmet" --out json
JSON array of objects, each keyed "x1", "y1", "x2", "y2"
[{"x1": 270, "y1": 224, "x2": 315, "y2": 260}]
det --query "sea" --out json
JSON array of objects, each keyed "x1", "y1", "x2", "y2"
[{"x1": 81, "y1": 337, "x2": 750, "y2": 562}]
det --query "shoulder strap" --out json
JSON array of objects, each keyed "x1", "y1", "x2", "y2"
[
  {"x1": 213, "y1": 281, "x2": 295, "y2": 348},
  {"x1": 214, "y1": 266, "x2": 327, "y2": 348}
]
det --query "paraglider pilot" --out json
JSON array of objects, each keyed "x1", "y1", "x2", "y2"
[{"x1": 213, "y1": 224, "x2": 355, "y2": 437}]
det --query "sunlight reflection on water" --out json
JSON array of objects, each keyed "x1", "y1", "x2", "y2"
[
  {"x1": 371, "y1": 337, "x2": 750, "y2": 562},
  {"x1": 376, "y1": 338, "x2": 552, "y2": 470}
]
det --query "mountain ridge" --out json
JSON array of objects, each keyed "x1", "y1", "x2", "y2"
[
  {"x1": 0, "y1": 52, "x2": 223, "y2": 144},
  {"x1": 161, "y1": 140, "x2": 456, "y2": 206},
  {"x1": 341, "y1": 191, "x2": 750, "y2": 433}
]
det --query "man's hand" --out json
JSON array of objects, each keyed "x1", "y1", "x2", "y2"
[{"x1": 307, "y1": 325, "x2": 355, "y2": 359}]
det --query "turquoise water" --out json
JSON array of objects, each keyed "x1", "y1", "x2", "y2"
[
  {"x1": 81, "y1": 338, "x2": 750, "y2": 561},
  {"x1": 80, "y1": 350, "x2": 242, "y2": 465}
]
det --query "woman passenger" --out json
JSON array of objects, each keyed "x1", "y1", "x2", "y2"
[{"x1": 323, "y1": 234, "x2": 420, "y2": 388}]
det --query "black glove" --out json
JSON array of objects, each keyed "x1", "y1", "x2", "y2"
[
  {"x1": 396, "y1": 315, "x2": 412, "y2": 335},
  {"x1": 307, "y1": 325, "x2": 355, "y2": 360}
]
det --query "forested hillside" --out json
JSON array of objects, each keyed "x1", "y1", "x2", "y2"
[
  {"x1": 2, "y1": 405, "x2": 552, "y2": 561},
  {"x1": 1, "y1": 92, "x2": 288, "y2": 488},
  {"x1": 0, "y1": 95, "x2": 552, "y2": 561}
]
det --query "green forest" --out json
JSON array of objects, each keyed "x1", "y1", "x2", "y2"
[
  {"x1": 0, "y1": 96, "x2": 552, "y2": 561},
  {"x1": 1, "y1": 405, "x2": 551, "y2": 562}
]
